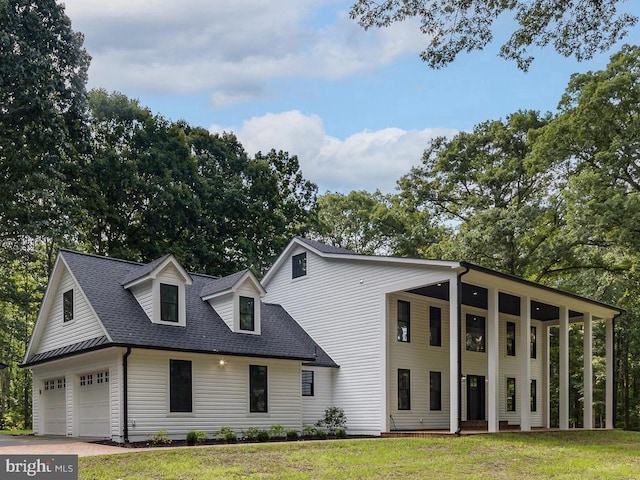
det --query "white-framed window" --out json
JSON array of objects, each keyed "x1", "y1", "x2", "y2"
[
  {"x1": 63, "y1": 289, "x2": 74, "y2": 322},
  {"x1": 302, "y1": 370, "x2": 314, "y2": 396},
  {"x1": 292, "y1": 253, "x2": 307, "y2": 279}
]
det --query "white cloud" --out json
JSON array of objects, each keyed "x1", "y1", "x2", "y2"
[
  {"x1": 211, "y1": 111, "x2": 457, "y2": 193},
  {"x1": 62, "y1": 0, "x2": 426, "y2": 106}
]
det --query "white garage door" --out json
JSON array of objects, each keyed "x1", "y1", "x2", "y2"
[
  {"x1": 77, "y1": 370, "x2": 110, "y2": 437},
  {"x1": 42, "y1": 378, "x2": 66, "y2": 435}
]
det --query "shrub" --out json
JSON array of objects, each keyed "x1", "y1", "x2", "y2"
[
  {"x1": 269, "y1": 424, "x2": 286, "y2": 439},
  {"x1": 335, "y1": 428, "x2": 347, "y2": 439},
  {"x1": 313, "y1": 428, "x2": 328, "y2": 440},
  {"x1": 302, "y1": 424, "x2": 327, "y2": 439},
  {"x1": 245, "y1": 427, "x2": 270, "y2": 442},
  {"x1": 302, "y1": 424, "x2": 316, "y2": 438},
  {"x1": 286, "y1": 429, "x2": 300, "y2": 441},
  {"x1": 316, "y1": 407, "x2": 347, "y2": 436},
  {"x1": 215, "y1": 426, "x2": 237, "y2": 444},
  {"x1": 150, "y1": 429, "x2": 172, "y2": 445},
  {"x1": 186, "y1": 430, "x2": 207, "y2": 445}
]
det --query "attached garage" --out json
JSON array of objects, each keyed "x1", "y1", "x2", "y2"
[
  {"x1": 42, "y1": 378, "x2": 66, "y2": 435},
  {"x1": 77, "y1": 370, "x2": 110, "y2": 437}
]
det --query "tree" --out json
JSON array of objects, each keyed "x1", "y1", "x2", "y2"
[{"x1": 349, "y1": 0, "x2": 637, "y2": 71}]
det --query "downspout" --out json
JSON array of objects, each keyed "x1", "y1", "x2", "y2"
[
  {"x1": 123, "y1": 347, "x2": 132, "y2": 443},
  {"x1": 456, "y1": 265, "x2": 470, "y2": 435}
]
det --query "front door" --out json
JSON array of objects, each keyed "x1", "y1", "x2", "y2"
[{"x1": 467, "y1": 375, "x2": 485, "y2": 420}]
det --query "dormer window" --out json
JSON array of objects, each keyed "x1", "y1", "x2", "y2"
[
  {"x1": 63, "y1": 289, "x2": 74, "y2": 322},
  {"x1": 292, "y1": 252, "x2": 307, "y2": 279},
  {"x1": 160, "y1": 283, "x2": 179, "y2": 322},
  {"x1": 239, "y1": 296, "x2": 255, "y2": 331}
]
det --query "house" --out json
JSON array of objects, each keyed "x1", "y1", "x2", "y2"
[
  {"x1": 22, "y1": 249, "x2": 337, "y2": 442},
  {"x1": 23, "y1": 238, "x2": 622, "y2": 441},
  {"x1": 261, "y1": 237, "x2": 622, "y2": 435}
]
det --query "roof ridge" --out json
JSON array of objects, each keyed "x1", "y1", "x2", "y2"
[{"x1": 59, "y1": 249, "x2": 144, "y2": 267}]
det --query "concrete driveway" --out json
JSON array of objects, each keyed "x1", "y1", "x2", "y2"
[{"x1": 0, "y1": 434, "x2": 129, "y2": 456}]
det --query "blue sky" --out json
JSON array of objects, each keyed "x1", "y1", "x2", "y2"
[{"x1": 62, "y1": 0, "x2": 640, "y2": 193}]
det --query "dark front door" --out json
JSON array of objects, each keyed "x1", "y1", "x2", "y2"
[{"x1": 467, "y1": 375, "x2": 485, "y2": 420}]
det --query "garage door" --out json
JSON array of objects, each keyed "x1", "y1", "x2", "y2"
[
  {"x1": 77, "y1": 370, "x2": 110, "y2": 437},
  {"x1": 42, "y1": 378, "x2": 66, "y2": 435}
]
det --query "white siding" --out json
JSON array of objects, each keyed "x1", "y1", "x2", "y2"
[
  {"x1": 302, "y1": 367, "x2": 335, "y2": 426},
  {"x1": 263, "y1": 245, "x2": 455, "y2": 435},
  {"x1": 131, "y1": 282, "x2": 153, "y2": 321},
  {"x1": 35, "y1": 267, "x2": 106, "y2": 354},
  {"x1": 126, "y1": 350, "x2": 303, "y2": 442},
  {"x1": 207, "y1": 293, "x2": 234, "y2": 331},
  {"x1": 386, "y1": 293, "x2": 451, "y2": 430}
]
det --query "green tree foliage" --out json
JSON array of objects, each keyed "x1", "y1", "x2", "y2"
[{"x1": 350, "y1": 0, "x2": 637, "y2": 71}]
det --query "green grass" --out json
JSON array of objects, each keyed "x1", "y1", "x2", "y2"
[
  {"x1": 0, "y1": 429, "x2": 33, "y2": 435},
  {"x1": 79, "y1": 430, "x2": 640, "y2": 479}
]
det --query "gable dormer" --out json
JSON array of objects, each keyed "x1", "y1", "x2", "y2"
[
  {"x1": 200, "y1": 270, "x2": 266, "y2": 335},
  {"x1": 122, "y1": 255, "x2": 193, "y2": 327}
]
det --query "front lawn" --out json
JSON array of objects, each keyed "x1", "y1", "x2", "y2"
[{"x1": 79, "y1": 430, "x2": 640, "y2": 479}]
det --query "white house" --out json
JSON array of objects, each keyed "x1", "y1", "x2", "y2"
[
  {"x1": 23, "y1": 238, "x2": 621, "y2": 441},
  {"x1": 261, "y1": 237, "x2": 622, "y2": 435}
]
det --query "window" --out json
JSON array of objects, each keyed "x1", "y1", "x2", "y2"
[
  {"x1": 160, "y1": 283, "x2": 179, "y2": 322},
  {"x1": 506, "y1": 322, "x2": 516, "y2": 356},
  {"x1": 466, "y1": 314, "x2": 485, "y2": 352},
  {"x1": 397, "y1": 300, "x2": 410, "y2": 342},
  {"x1": 530, "y1": 326, "x2": 537, "y2": 359},
  {"x1": 170, "y1": 359, "x2": 192, "y2": 413},
  {"x1": 239, "y1": 296, "x2": 255, "y2": 331},
  {"x1": 430, "y1": 371, "x2": 442, "y2": 411},
  {"x1": 292, "y1": 253, "x2": 307, "y2": 279},
  {"x1": 63, "y1": 289, "x2": 74, "y2": 322},
  {"x1": 301, "y1": 370, "x2": 314, "y2": 396},
  {"x1": 250, "y1": 365, "x2": 268, "y2": 412},
  {"x1": 531, "y1": 379, "x2": 537, "y2": 412},
  {"x1": 398, "y1": 369, "x2": 411, "y2": 410},
  {"x1": 507, "y1": 377, "x2": 516, "y2": 412},
  {"x1": 430, "y1": 306, "x2": 442, "y2": 346}
]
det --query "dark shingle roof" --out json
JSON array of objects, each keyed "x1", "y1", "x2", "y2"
[
  {"x1": 200, "y1": 269, "x2": 249, "y2": 298},
  {"x1": 120, "y1": 254, "x2": 173, "y2": 286},
  {"x1": 295, "y1": 237, "x2": 357, "y2": 255},
  {"x1": 34, "y1": 250, "x2": 337, "y2": 367}
]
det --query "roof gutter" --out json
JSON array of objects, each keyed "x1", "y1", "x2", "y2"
[
  {"x1": 456, "y1": 265, "x2": 470, "y2": 435},
  {"x1": 123, "y1": 347, "x2": 132, "y2": 443}
]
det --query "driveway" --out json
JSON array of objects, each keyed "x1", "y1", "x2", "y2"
[{"x1": 0, "y1": 434, "x2": 129, "y2": 456}]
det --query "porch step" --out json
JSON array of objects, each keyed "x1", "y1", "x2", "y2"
[{"x1": 461, "y1": 420, "x2": 519, "y2": 431}]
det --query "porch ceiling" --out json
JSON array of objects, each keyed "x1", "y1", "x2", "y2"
[{"x1": 407, "y1": 283, "x2": 583, "y2": 321}]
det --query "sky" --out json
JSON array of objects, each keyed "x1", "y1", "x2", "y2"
[{"x1": 61, "y1": 0, "x2": 640, "y2": 194}]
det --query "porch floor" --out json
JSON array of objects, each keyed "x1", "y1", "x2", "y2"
[{"x1": 381, "y1": 426, "x2": 557, "y2": 437}]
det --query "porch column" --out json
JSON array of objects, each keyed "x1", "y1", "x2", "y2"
[
  {"x1": 544, "y1": 324, "x2": 551, "y2": 429},
  {"x1": 605, "y1": 317, "x2": 614, "y2": 429},
  {"x1": 559, "y1": 306, "x2": 570, "y2": 430},
  {"x1": 449, "y1": 280, "x2": 460, "y2": 433},
  {"x1": 519, "y1": 296, "x2": 531, "y2": 431},
  {"x1": 487, "y1": 287, "x2": 500, "y2": 433},
  {"x1": 583, "y1": 313, "x2": 593, "y2": 429}
]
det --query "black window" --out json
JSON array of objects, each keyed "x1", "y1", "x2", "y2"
[
  {"x1": 397, "y1": 300, "x2": 410, "y2": 342},
  {"x1": 506, "y1": 322, "x2": 516, "y2": 356},
  {"x1": 466, "y1": 314, "x2": 485, "y2": 352},
  {"x1": 63, "y1": 290, "x2": 74, "y2": 322},
  {"x1": 398, "y1": 369, "x2": 410, "y2": 410},
  {"x1": 430, "y1": 306, "x2": 442, "y2": 347},
  {"x1": 239, "y1": 296, "x2": 255, "y2": 331},
  {"x1": 292, "y1": 253, "x2": 307, "y2": 279},
  {"x1": 161, "y1": 283, "x2": 178, "y2": 322},
  {"x1": 530, "y1": 326, "x2": 537, "y2": 359},
  {"x1": 531, "y1": 379, "x2": 537, "y2": 412},
  {"x1": 301, "y1": 370, "x2": 314, "y2": 396},
  {"x1": 430, "y1": 371, "x2": 442, "y2": 411},
  {"x1": 250, "y1": 365, "x2": 268, "y2": 412},
  {"x1": 170, "y1": 359, "x2": 192, "y2": 413},
  {"x1": 507, "y1": 377, "x2": 516, "y2": 412}
]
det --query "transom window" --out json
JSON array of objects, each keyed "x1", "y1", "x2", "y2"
[
  {"x1": 292, "y1": 253, "x2": 307, "y2": 279},
  {"x1": 250, "y1": 365, "x2": 268, "y2": 412},
  {"x1": 507, "y1": 377, "x2": 516, "y2": 412},
  {"x1": 397, "y1": 300, "x2": 410, "y2": 342},
  {"x1": 301, "y1": 370, "x2": 314, "y2": 396},
  {"x1": 160, "y1": 283, "x2": 179, "y2": 322},
  {"x1": 63, "y1": 289, "x2": 74, "y2": 322},
  {"x1": 170, "y1": 359, "x2": 192, "y2": 413},
  {"x1": 430, "y1": 306, "x2": 442, "y2": 347},
  {"x1": 466, "y1": 314, "x2": 486, "y2": 352},
  {"x1": 239, "y1": 296, "x2": 255, "y2": 331},
  {"x1": 506, "y1": 322, "x2": 516, "y2": 356},
  {"x1": 398, "y1": 369, "x2": 411, "y2": 410}
]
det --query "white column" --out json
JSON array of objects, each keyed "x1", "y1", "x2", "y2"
[
  {"x1": 583, "y1": 313, "x2": 593, "y2": 429},
  {"x1": 544, "y1": 324, "x2": 551, "y2": 429},
  {"x1": 559, "y1": 306, "x2": 570, "y2": 430},
  {"x1": 487, "y1": 287, "x2": 500, "y2": 433},
  {"x1": 520, "y1": 296, "x2": 531, "y2": 431},
  {"x1": 449, "y1": 280, "x2": 460, "y2": 433},
  {"x1": 605, "y1": 317, "x2": 614, "y2": 429}
]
